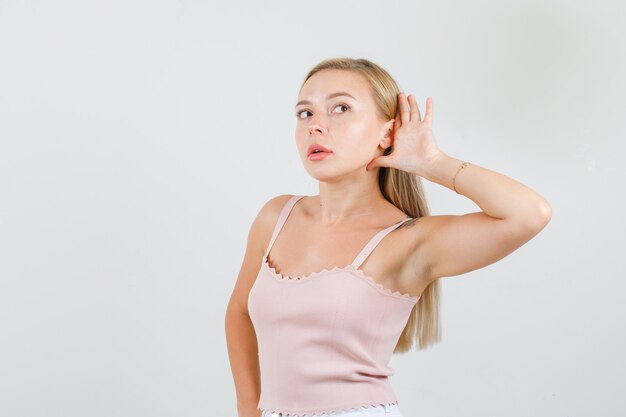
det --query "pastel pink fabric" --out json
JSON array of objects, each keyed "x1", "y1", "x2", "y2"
[{"x1": 248, "y1": 195, "x2": 420, "y2": 417}]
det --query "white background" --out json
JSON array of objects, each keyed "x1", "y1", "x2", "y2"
[{"x1": 1, "y1": 0, "x2": 624, "y2": 416}]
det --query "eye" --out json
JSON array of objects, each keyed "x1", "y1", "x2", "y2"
[
  {"x1": 296, "y1": 109, "x2": 311, "y2": 119},
  {"x1": 334, "y1": 103, "x2": 350, "y2": 114},
  {"x1": 295, "y1": 103, "x2": 350, "y2": 119}
]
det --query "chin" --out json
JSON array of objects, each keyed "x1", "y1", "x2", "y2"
[{"x1": 303, "y1": 164, "x2": 365, "y2": 183}]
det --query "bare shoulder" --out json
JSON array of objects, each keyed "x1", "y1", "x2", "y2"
[
  {"x1": 393, "y1": 215, "x2": 441, "y2": 290},
  {"x1": 255, "y1": 194, "x2": 296, "y2": 249},
  {"x1": 398, "y1": 213, "x2": 451, "y2": 260},
  {"x1": 394, "y1": 215, "x2": 435, "y2": 249},
  {"x1": 225, "y1": 194, "x2": 294, "y2": 316}
]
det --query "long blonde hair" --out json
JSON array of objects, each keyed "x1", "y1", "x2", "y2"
[{"x1": 299, "y1": 57, "x2": 441, "y2": 351}]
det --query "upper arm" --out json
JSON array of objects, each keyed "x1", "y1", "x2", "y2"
[
  {"x1": 415, "y1": 209, "x2": 551, "y2": 281},
  {"x1": 225, "y1": 194, "x2": 294, "y2": 316}
]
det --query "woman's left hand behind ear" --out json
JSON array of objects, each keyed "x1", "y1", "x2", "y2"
[{"x1": 366, "y1": 94, "x2": 444, "y2": 174}]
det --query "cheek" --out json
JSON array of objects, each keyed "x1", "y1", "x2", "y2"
[{"x1": 343, "y1": 120, "x2": 381, "y2": 148}]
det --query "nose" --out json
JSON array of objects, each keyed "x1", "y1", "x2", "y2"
[{"x1": 308, "y1": 122, "x2": 327, "y2": 135}]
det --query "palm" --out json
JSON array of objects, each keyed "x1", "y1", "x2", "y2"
[{"x1": 367, "y1": 94, "x2": 442, "y2": 173}]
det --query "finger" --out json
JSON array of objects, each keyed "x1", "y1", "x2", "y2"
[
  {"x1": 408, "y1": 94, "x2": 421, "y2": 122},
  {"x1": 366, "y1": 155, "x2": 389, "y2": 171},
  {"x1": 399, "y1": 92, "x2": 410, "y2": 125},
  {"x1": 393, "y1": 101, "x2": 402, "y2": 126},
  {"x1": 424, "y1": 97, "x2": 433, "y2": 124},
  {"x1": 395, "y1": 109, "x2": 401, "y2": 129},
  {"x1": 366, "y1": 157, "x2": 377, "y2": 171}
]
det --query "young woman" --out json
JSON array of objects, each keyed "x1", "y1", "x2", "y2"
[{"x1": 226, "y1": 57, "x2": 552, "y2": 417}]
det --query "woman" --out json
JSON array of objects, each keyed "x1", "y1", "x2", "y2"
[{"x1": 226, "y1": 57, "x2": 552, "y2": 417}]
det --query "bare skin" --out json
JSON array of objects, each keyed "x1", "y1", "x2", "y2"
[
  {"x1": 293, "y1": 69, "x2": 401, "y2": 225},
  {"x1": 252, "y1": 68, "x2": 436, "y2": 296},
  {"x1": 227, "y1": 68, "x2": 552, "y2": 417},
  {"x1": 264, "y1": 194, "x2": 426, "y2": 298},
  {"x1": 290, "y1": 68, "x2": 551, "y2": 293}
]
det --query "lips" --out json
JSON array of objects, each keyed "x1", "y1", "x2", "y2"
[{"x1": 307, "y1": 143, "x2": 333, "y2": 156}]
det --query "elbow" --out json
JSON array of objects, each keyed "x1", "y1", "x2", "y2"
[
  {"x1": 539, "y1": 202, "x2": 552, "y2": 222},
  {"x1": 527, "y1": 201, "x2": 552, "y2": 231}
]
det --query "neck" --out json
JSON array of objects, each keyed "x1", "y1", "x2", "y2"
[{"x1": 314, "y1": 182, "x2": 389, "y2": 226}]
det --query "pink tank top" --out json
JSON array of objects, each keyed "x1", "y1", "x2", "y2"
[{"x1": 248, "y1": 195, "x2": 420, "y2": 416}]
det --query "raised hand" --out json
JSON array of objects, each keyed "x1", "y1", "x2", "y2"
[{"x1": 366, "y1": 93, "x2": 443, "y2": 174}]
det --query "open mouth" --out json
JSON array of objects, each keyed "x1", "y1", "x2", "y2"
[{"x1": 308, "y1": 151, "x2": 332, "y2": 160}]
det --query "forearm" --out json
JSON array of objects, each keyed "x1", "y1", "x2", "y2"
[
  {"x1": 417, "y1": 151, "x2": 552, "y2": 226},
  {"x1": 225, "y1": 307, "x2": 262, "y2": 416}
]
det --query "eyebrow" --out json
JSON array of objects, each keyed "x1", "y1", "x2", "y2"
[{"x1": 295, "y1": 91, "x2": 357, "y2": 108}]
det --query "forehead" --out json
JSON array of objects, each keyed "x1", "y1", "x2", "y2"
[{"x1": 297, "y1": 69, "x2": 370, "y2": 102}]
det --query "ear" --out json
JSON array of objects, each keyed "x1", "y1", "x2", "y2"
[{"x1": 380, "y1": 118, "x2": 395, "y2": 149}]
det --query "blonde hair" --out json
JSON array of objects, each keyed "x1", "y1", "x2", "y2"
[{"x1": 299, "y1": 57, "x2": 441, "y2": 352}]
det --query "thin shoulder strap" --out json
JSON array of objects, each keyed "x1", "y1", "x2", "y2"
[
  {"x1": 264, "y1": 195, "x2": 306, "y2": 258},
  {"x1": 350, "y1": 217, "x2": 413, "y2": 269}
]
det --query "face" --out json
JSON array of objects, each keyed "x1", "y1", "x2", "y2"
[{"x1": 294, "y1": 69, "x2": 394, "y2": 181}]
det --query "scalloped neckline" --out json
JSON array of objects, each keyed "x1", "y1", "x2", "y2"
[{"x1": 263, "y1": 254, "x2": 420, "y2": 302}]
